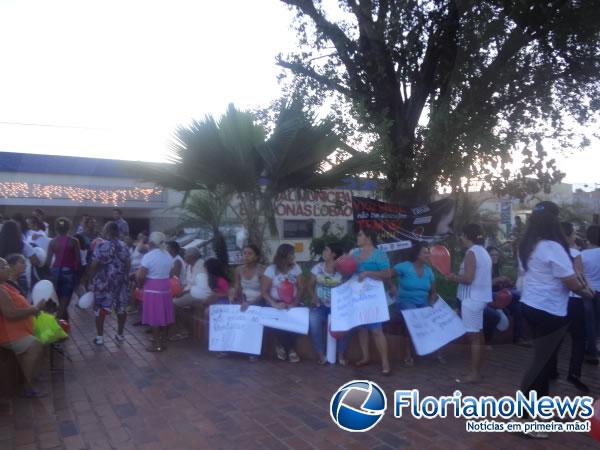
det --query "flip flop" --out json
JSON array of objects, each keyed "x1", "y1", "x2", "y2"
[{"x1": 354, "y1": 359, "x2": 371, "y2": 368}]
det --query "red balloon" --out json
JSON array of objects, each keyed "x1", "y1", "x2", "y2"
[
  {"x1": 277, "y1": 279, "x2": 296, "y2": 304},
  {"x1": 335, "y1": 255, "x2": 358, "y2": 277},
  {"x1": 430, "y1": 245, "x2": 451, "y2": 276},
  {"x1": 58, "y1": 319, "x2": 70, "y2": 334},
  {"x1": 591, "y1": 398, "x2": 600, "y2": 442},
  {"x1": 170, "y1": 276, "x2": 183, "y2": 297},
  {"x1": 491, "y1": 288, "x2": 513, "y2": 309},
  {"x1": 329, "y1": 324, "x2": 347, "y2": 340}
]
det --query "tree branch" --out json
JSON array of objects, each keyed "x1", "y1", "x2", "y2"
[
  {"x1": 280, "y1": 0, "x2": 364, "y2": 93},
  {"x1": 276, "y1": 58, "x2": 352, "y2": 96},
  {"x1": 408, "y1": 2, "x2": 460, "y2": 129},
  {"x1": 377, "y1": 0, "x2": 389, "y2": 29}
]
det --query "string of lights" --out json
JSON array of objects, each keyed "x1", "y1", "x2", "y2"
[{"x1": 0, "y1": 182, "x2": 163, "y2": 206}]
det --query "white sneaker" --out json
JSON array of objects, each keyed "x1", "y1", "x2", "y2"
[
  {"x1": 93, "y1": 336, "x2": 104, "y2": 345},
  {"x1": 115, "y1": 334, "x2": 125, "y2": 342},
  {"x1": 288, "y1": 350, "x2": 300, "y2": 363},
  {"x1": 275, "y1": 345, "x2": 287, "y2": 361}
]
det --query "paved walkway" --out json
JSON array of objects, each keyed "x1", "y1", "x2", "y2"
[{"x1": 1, "y1": 307, "x2": 599, "y2": 450}]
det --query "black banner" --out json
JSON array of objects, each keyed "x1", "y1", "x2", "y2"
[{"x1": 352, "y1": 196, "x2": 455, "y2": 251}]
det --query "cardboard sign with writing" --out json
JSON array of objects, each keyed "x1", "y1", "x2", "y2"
[
  {"x1": 400, "y1": 298, "x2": 465, "y2": 355},
  {"x1": 208, "y1": 305, "x2": 263, "y2": 355},
  {"x1": 330, "y1": 278, "x2": 390, "y2": 332},
  {"x1": 257, "y1": 307, "x2": 309, "y2": 335}
]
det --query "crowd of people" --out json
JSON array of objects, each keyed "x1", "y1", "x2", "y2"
[{"x1": 1, "y1": 201, "x2": 599, "y2": 439}]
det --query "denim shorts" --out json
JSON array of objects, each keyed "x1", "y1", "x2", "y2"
[{"x1": 51, "y1": 267, "x2": 76, "y2": 299}]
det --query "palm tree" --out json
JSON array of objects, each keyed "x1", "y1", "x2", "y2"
[
  {"x1": 143, "y1": 100, "x2": 379, "y2": 254},
  {"x1": 178, "y1": 186, "x2": 234, "y2": 266}
]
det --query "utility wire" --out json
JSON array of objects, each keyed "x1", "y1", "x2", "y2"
[{"x1": 0, "y1": 121, "x2": 106, "y2": 130}]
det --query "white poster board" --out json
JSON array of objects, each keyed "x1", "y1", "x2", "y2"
[
  {"x1": 400, "y1": 298, "x2": 466, "y2": 355},
  {"x1": 330, "y1": 277, "x2": 390, "y2": 332},
  {"x1": 257, "y1": 307, "x2": 309, "y2": 335},
  {"x1": 208, "y1": 305, "x2": 264, "y2": 355}
]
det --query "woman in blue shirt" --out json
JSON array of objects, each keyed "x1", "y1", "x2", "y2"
[
  {"x1": 391, "y1": 241, "x2": 437, "y2": 367},
  {"x1": 352, "y1": 228, "x2": 392, "y2": 375}
]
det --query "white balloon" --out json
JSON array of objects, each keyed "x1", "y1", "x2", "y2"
[
  {"x1": 31, "y1": 280, "x2": 55, "y2": 306},
  {"x1": 32, "y1": 247, "x2": 47, "y2": 266},
  {"x1": 496, "y1": 310, "x2": 510, "y2": 332},
  {"x1": 235, "y1": 229, "x2": 247, "y2": 249},
  {"x1": 78, "y1": 292, "x2": 94, "y2": 309}
]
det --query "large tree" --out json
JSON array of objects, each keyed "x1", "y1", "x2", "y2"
[{"x1": 278, "y1": 0, "x2": 600, "y2": 203}]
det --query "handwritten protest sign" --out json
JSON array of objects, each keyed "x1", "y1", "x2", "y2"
[
  {"x1": 257, "y1": 307, "x2": 309, "y2": 335},
  {"x1": 400, "y1": 298, "x2": 465, "y2": 355},
  {"x1": 208, "y1": 305, "x2": 263, "y2": 354},
  {"x1": 330, "y1": 278, "x2": 390, "y2": 332}
]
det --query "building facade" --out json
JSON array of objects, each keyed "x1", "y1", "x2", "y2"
[
  {"x1": 0, "y1": 152, "x2": 379, "y2": 261},
  {"x1": 0, "y1": 152, "x2": 183, "y2": 236}
]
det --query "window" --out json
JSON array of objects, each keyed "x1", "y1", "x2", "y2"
[{"x1": 283, "y1": 220, "x2": 314, "y2": 239}]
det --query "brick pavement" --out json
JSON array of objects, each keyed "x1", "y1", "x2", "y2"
[{"x1": 1, "y1": 306, "x2": 599, "y2": 450}]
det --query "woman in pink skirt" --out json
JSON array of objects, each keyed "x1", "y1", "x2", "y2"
[{"x1": 136, "y1": 232, "x2": 174, "y2": 352}]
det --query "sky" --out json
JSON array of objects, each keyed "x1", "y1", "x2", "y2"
[{"x1": 0, "y1": 0, "x2": 598, "y2": 189}]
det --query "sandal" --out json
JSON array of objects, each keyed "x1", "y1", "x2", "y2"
[
  {"x1": 169, "y1": 332, "x2": 189, "y2": 342},
  {"x1": 20, "y1": 388, "x2": 47, "y2": 398},
  {"x1": 381, "y1": 368, "x2": 392, "y2": 376},
  {"x1": 146, "y1": 345, "x2": 164, "y2": 352},
  {"x1": 355, "y1": 359, "x2": 371, "y2": 368},
  {"x1": 337, "y1": 356, "x2": 348, "y2": 367},
  {"x1": 403, "y1": 357, "x2": 414, "y2": 367}
]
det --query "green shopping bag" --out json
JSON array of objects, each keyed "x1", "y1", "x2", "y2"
[{"x1": 33, "y1": 312, "x2": 68, "y2": 344}]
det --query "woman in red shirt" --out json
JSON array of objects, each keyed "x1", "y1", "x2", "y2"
[
  {"x1": 46, "y1": 217, "x2": 80, "y2": 321},
  {"x1": 0, "y1": 255, "x2": 46, "y2": 397}
]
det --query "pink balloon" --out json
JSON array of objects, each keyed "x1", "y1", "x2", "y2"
[
  {"x1": 277, "y1": 279, "x2": 295, "y2": 304},
  {"x1": 430, "y1": 245, "x2": 451, "y2": 276},
  {"x1": 335, "y1": 255, "x2": 358, "y2": 277}
]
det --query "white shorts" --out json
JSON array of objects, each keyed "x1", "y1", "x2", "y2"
[{"x1": 461, "y1": 301, "x2": 487, "y2": 332}]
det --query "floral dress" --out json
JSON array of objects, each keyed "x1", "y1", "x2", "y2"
[{"x1": 91, "y1": 239, "x2": 130, "y2": 315}]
